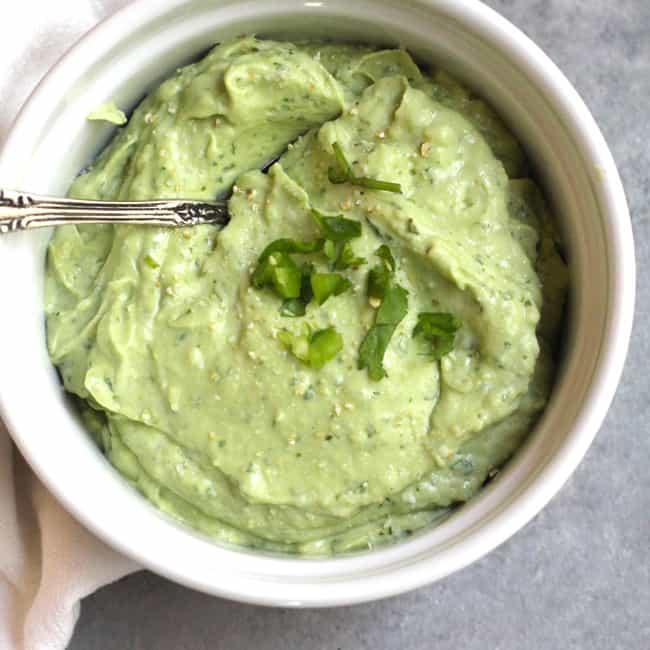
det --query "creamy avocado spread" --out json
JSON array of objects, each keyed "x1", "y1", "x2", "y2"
[{"x1": 45, "y1": 37, "x2": 568, "y2": 554}]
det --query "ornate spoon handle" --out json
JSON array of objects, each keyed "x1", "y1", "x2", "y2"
[{"x1": 0, "y1": 188, "x2": 230, "y2": 233}]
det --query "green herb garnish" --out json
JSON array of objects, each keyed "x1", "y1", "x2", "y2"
[
  {"x1": 375, "y1": 244, "x2": 395, "y2": 271},
  {"x1": 353, "y1": 177, "x2": 402, "y2": 193},
  {"x1": 329, "y1": 141, "x2": 353, "y2": 182},
  {"x1": 358, "y1": 245, "x2": 408, "y2": 380},
  {"x1": 278, "y1": 325, "x2": 343, "y2": 369},
  {"x1": 254, "y1": 232, "x2": 357, "y2": 314},
  {"x1": 311, "y1": 209, "x2": 362, "y2": 241},
  {"x1": 323, "y1": 239, "x2": 338, "y2": 261},
  {"x1": 367, "y1": 245, "x2": 395, "y2": 302},
  {"x1": 270, "y1": 264, "x2": 302, "y2": 299},
  {"x1": 334, "y1": 242, "x2": 366, "y2": 270},
  {"x1": 280, "y1": 264, "x2": 314, "y2": 317},
  {"x1": 413, "y1": 312, "x2": 461, "y2": 360},
  {"x1": 308, "y1": 327, "x2": 344, "y2": 368},
  {"x1": 323, "y1": 239, "x2": 365, "y2": 271},
  {"x1": 277, "y1": 328, "x2": 310, "y2": 363},
  {"x1": 258, "y1": 238, "x2": 324, "y2": 258},
  {"x1": 328, "y1": 141, "x2": 402, "y2": 194},
  {"x1": 252, "y1": 252, "x2": 301, "y2": 299},
  {"x1": 311, "y1": 272, "x2": 353, "y2": 305},
  {"x1": 253, "y1": 239, "x2": 323, "y2": 302},
  {"x1": 367, "y1": 265, "x2": 390, "y2": 303},
  {"x1": 358, "y1": 283, "x2": 408, "y2": 380}
]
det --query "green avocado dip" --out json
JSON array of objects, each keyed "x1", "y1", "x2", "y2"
[{"x1": 44, "y1": 37, "x2": 568, "y2": 554}]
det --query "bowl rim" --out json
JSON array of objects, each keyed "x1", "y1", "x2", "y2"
[{"x1": 0, "y1": 0, "x2": 635, "y2": 606}]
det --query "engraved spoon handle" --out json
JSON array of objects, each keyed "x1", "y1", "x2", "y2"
[{"x1": 0, "y1": 188, "x2": 230, "y2": 233}]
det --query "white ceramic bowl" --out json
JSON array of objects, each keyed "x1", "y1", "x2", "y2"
[{"x1": 0, "y1": 0, "x2": 635, "y2": 606}]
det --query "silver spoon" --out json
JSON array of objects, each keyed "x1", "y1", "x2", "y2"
[
  {"x1": 0, "y1": 188, "x2": 230, "y2": 234},
  {"x1": 0, "y1": 152, "x2": 288, "y2": 234}
]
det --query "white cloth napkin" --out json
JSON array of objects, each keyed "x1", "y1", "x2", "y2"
[{"x1": 1, "y1": 2, "x2": 139, "y2": 649}]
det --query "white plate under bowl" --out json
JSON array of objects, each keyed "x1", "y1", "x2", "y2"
[{"x1": 0, "y1": 0, "x2": 635, "y2": 606}]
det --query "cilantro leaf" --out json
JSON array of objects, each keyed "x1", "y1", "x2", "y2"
[
  {"x1": 413, "y1": 312, "x2": 461, "y2": 360},
  {"x1": 358, "y1": 244, "x2": 408, "y2": 380},
  {"x1": 367, "y1": 265, "x2": 390, "y2": 302},
  {"x1": 366, "y1": 245, "x2": 396, "y2": 302},
  {"x1": 358, "y1": 325, "x2": 392, "y2": 381},
  {"x1": 376, "y1": 283, "x2": 409, "y2": 326},
  {"x1": 358, "y1": 283, "x2": 408, "y2": 380},
  {"x1": 311, "y1": 209, "x2": 361, "y2": 242},
  {"x1": 323, "y1": 240, "x2": 365, "y2": 270},
  {"x1": 375, "y1": 244, "x2": 395, "y2": 272}
]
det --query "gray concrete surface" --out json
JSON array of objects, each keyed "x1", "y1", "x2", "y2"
[{"x1": 69, "y1": 1, "x2": 650, "y2": 648}]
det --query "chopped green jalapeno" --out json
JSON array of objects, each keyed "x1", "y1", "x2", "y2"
[
  {"x1": 278, "y1": 326, "x2": 343, "y2": 368},
  {"x1": 308, "y1": 327, "x2": 344, "y2": 368},
  {"x1": 280, "y1": 264, "x2": 314, "y2": 317},
  {"x1": 252, "y1": 252, "x2": 301, "y2": 299},
  {"x1": 311, "y1": 272, "x2": 352, "y2": 305},
  {"x1": 334, "y1": 242, "x2": 366, "y2": 270}
]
